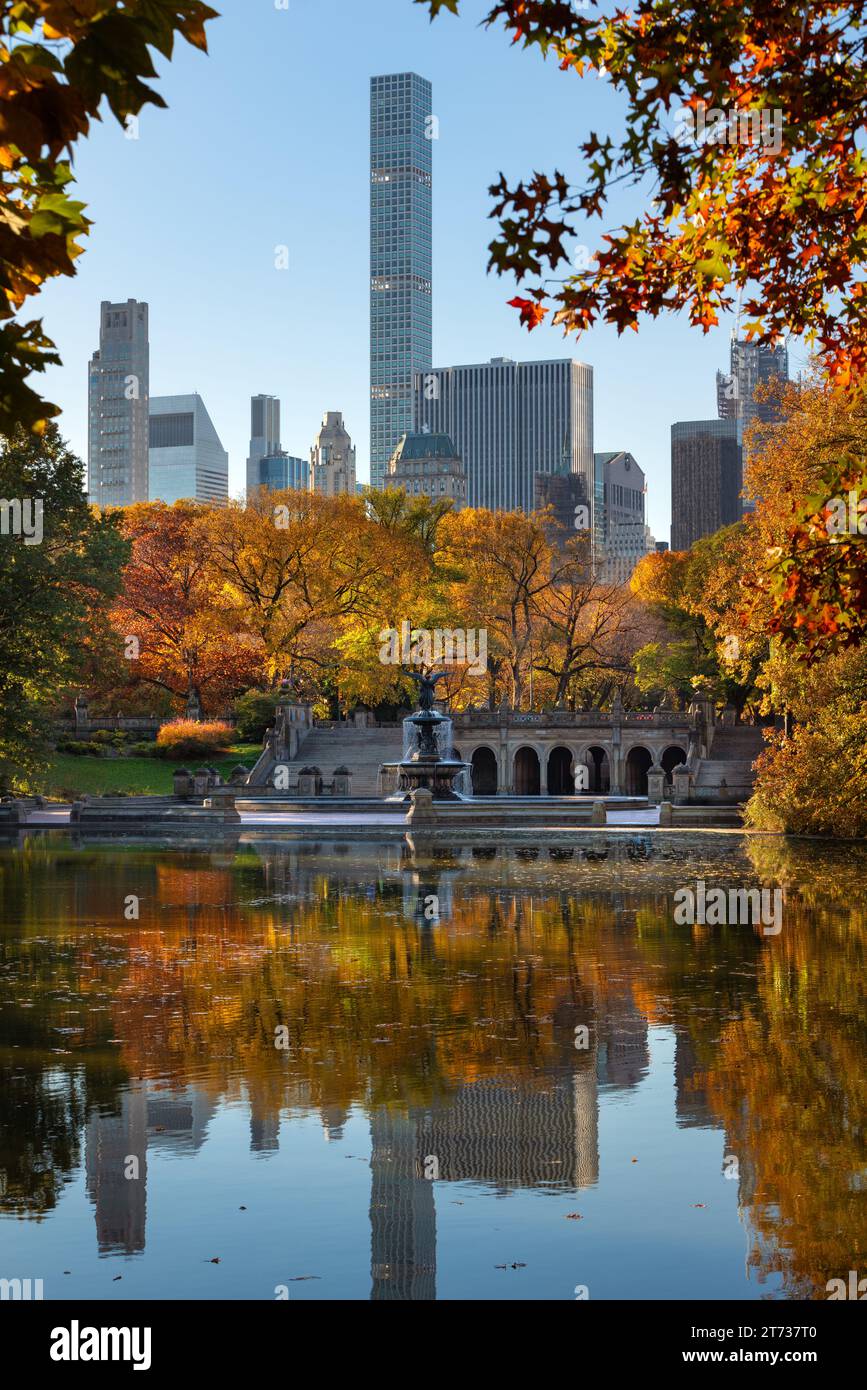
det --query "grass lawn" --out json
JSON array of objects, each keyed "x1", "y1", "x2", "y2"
[{"x1": 38, "y1": 745, "x2": 262, "y2": 799}]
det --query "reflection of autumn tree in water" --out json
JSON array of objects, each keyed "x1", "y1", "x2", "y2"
[
  {"x1": 1, "y1": 836, "x2": 865, "y2": 1296},
  {"x1": 0, "y1": 845, "x2": 140, "y2": 1212},
  {"x1": 701, "y1": 839, "x2": 867, "y2": 1298}
]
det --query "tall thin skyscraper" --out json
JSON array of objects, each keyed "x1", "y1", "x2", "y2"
[
  {"x1": 246, "y1": 394, "x2": 281, "y2": 499},
  {"x1": 370, "y1": 72, "x2": 433, "y2": 489},
  {"x1": 87, "y1": 299, "x2": 149, "y2": 506}
]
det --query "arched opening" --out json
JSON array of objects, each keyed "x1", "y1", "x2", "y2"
[
  {"x1": 661, "y1": 745, "x2": 687, "y2": 786},
  {"x1": 471, "y1": 746, "x2": 498, "y2": 796},
  {"x1": 513, "y1": 746, "x2": 541, "y2": 796},
  {"x1": 584, "y1": 746, "x2": 610, "y2": 795},
  {"x1": 547, "y1": 746, "x2": 574, "y2": 796},
  {"x1": 625, "y1": 746, "x2": 653, "y2": 796}
]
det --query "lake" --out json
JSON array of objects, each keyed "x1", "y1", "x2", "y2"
[{"x1": 0, "y1": 831, "x2": 864, "y2": 1301}]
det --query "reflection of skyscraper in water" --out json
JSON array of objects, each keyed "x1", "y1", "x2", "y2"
[
  {"x1": 369, "y1": 1108, "x2": 436, "y2": 1301},
  {"x1": 368, "y1": 1071, "x2": 599, "y2": 1298},
  {"x1": 596, "y1": 990, "x2": 650, "y2": 1091},
  {"x1": 86, "y1": 1084, "x2": 216, "y2": 1254},
  {"x1": 146, "y1": 1086, "x2": 215, "y2": 1154},
  {"x1": 250, "y1": 1103, "x2": 280, "y2": 1155},
  {"x1": 85, "y1": 1086, "x2": 148, "y2": 1255},
  {"x1": 673, "y1": 1030, "x2": 714, "y2": 1130},
  {"x1": 320, "y1": 1105, "x2": 349, "y2": 1142},
  {"x1": 416, "y1": 1073, "x2": 599, "y2": 1190}
]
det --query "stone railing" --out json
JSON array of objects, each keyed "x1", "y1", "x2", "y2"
[{"x1": 452, "y1": 707, "x2": 694, "y2": 728}]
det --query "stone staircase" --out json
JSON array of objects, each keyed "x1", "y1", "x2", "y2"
[
  {"x1": 274, "y1": 724, "x2": 406, "y2": 796},
  {"x1": 693, "y1": 726, "x2": 766, "y2": 802}
]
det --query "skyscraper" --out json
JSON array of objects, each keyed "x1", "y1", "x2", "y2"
[
  {"x1": 594, "y1": 451, "x2": 647, "y2": 585},
  {"x1": 246, "y1": 394, "x2": 281, "y2": 499},
  {"x1": 148, "y1": 394, "x2": 229, "y2": 505},
  {"x1": 87, "y1": 299, "x2": 150, "y2": 506},
  {"x1": 249, "y1": 453, "x2": 309, "y2": 495},
  {"x1": 716, "y1": 337, "x2": 788, "y2": 431},
  {"x1": 414, "y1": 357, "x2": 594, "y2": 516},
  {"x1": 370, "y1": 72, "x2": 433, "y2": 489},
  {"x1": 671, "y1": 419, "x2": 742, "y2": 551},
  {"x1": 310, "y1": 411, "x2": 357, "y2": 497}
]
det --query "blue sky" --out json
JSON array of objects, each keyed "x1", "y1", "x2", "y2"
[{"x1": 37, "y1": 0, "x2": 807, "y2": 538}]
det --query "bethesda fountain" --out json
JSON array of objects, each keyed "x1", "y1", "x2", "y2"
[{"x1": 384, "y1": 671, "x2": 471, "y2": 801}]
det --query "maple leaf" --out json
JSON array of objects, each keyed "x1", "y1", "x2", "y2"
[{"x1": 508, "y1": 295, "x2": 548, "y2": 329}]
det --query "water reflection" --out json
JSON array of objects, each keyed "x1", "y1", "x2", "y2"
[{"x1": 0, "y1": 833, "x2": 864, "y2": 1299}]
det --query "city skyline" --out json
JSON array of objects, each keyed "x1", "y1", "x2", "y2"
[{"x1": 35, "y1": 1, "x2": 806, "y2": 537}]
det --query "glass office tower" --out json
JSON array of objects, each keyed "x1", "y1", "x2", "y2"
[
  {"x1": 370, "y1": 72, "x2": 433, "y2": 489},
  {"x1": 148, "y1": 394, "x2": 229, "y2": 505}
]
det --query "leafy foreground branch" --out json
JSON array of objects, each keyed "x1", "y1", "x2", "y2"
[
  {"x1": 0, "y1": 0, "x2": 218, "y2": 434},
  {"x1": 419, "y1": 0, "x2": 867, "y2": 389}
]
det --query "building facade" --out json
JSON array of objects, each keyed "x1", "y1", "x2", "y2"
[
  {"x1": 310, "y1": 411, "x2": 357, "y2": 497},
  {"x1": 414, "y1": 357, "x2": 594, "y2": 516},
  {"x1": 370, "y1": 72, "x2": 433, "y2": 489},
  {"x1": 716, "y1": 337, "x2": 788, "y2": 432},
  {"x1": 387, "y1": 431, "x2": 466, "y2": 507},
  {"x1": 88, "y1": 299, "x2": 150, "y2": 506},
  {"x1": 249, "y1": 453, "x2": 309, "y2": 494},
  {"x1": 245, "y1": 395, "x2": 281, "y2": 499},
  {"x1": 595, "y1": 451, "x2": 646, "y2": 585},
  {"x1": 671, "y1": 419, "x2": 742, "y2": 551},
  {"x1": 148, "y1": 394, "x2": 229, "y2": 505}
]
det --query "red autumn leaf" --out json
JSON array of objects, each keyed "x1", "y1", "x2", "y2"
[{"x1": 508, "y1": 295, "x2": 548, "y2": 329}]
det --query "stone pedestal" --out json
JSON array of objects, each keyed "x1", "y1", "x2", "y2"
[
  {"x1": 204, "y1": 789, "x2": 241, "y2": 823},
  {"x1": 192, "y1": 768, "x2": 211, "y2": 798},
  {"x1": 332, "y1": 766, "x2": 352, "y2": 796},
  {"x1": 672, "y1": 764, "x2": 692, "y2": 804},
  {"x1": 297, "y1": 767, "x2": 322, "y2": 797},
  {"x1": 406, "y1": 788, "x2": 437, "y2": 828},
  {"x1": 591, "y1": 800, "x2": 607, "y2": 825},
  {"x1": 647, "y1": 767, "x2": 665, "y2": 804},
  {"x1": 659, "y1": 801, "x2": 673, "y2": 827},
  {"x1": 173, "y1": 768, "x2": 192, "y2": 800}
]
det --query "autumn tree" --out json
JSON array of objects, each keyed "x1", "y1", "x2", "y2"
[
  {"x1": 533, "y1": 532, "x2": 642, "y2": 708},
  {"x1": 629, "y1": 529, "x2": 764, "y2": 711},
  {"x1": 441, "y1": 507, "x2": 555, "y2": 707},
  {"x1": 0, "y1": 0, "x2": 218, "y2": 435},
  {"x1": 419, "y1": 0, "x2": 867, "y2": 389},
  {"x1": 199, "y1": 490, "x2": 427, "y2": 711},
  {"x1": 741, "y1": 383, "x2": 867, "y2": 656},
  {"x1": 109, "y1": 501, "x2": 262, "y2": 714}
]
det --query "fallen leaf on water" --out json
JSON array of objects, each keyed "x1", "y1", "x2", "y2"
[
  {"x1": 692, "y1": 1203, "x2": 706, "y2": 1209},
  {"x1": 112, "y1": 1276, "x2": 122, "y2": 1282},
  {"x1": 288, "y1": 1275, "x2": 321, "y2": 1282},
  {"x1": 565, "y1": 1212, "x2": 583, "y2": 1220}
]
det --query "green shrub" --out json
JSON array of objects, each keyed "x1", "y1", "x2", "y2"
[
  {"x1": 128, "y1": 741, "x2": 157, "y2": 757},
  {"x1": 233, "y1": 690, "x2": 280, "y2": 743},
  {"x1": 155, "y1": 719, "x2": 234, "y2": 761}
]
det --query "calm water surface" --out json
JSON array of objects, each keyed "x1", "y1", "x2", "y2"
[{"x1": 0, "y1": 831, "x2": 864, "y2": 1301}]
